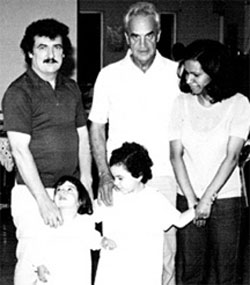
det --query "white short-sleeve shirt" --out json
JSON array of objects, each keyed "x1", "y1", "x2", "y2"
[{"x1": 89, "y1": 50, "x2": 180, "y2": 177}]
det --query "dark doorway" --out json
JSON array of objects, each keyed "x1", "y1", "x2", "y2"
[
  {"x1": 157, "y1": 13, "x2": 175, "y2": 59},
  {"x1": 77, "y1": 12, "x2": 102, "y2": 113}
]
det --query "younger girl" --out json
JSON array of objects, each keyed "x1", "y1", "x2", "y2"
[
  {"x1": 31, "y1": 175, "x2": 102, "y2": 285},
  {"x1": 94, "y1": 142, "x2": 195, "y2": 285}
]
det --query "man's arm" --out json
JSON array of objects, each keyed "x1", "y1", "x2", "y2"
[
  {"x1": 77, "y1": 125, "x2": 93, "y2": 200},
  {"x1": 7, "y1": 131, "x2": 63, "y2": 227},
  {"x1": 90, "y1": 122, "x2": 114, "y2": 206}
]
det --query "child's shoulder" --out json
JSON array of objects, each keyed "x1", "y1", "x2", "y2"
[
  {"x1": 144, "y1": 186, "x2": 175, "y2": 207},
  {"x1": 74, "y1": 213, "x2": 95, "y2": 226},
  {"x1": 143, "y1": 185, "x2": 168, "y2": 201}
]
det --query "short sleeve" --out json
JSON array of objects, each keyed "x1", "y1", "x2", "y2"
[
  {"x1": 168, "y1": 94, "x2": 185, "y2": 141},
  {"x1": 229, "y1": 94, "x2": 250, "y2": 140},
  {"x1": 2, "y1": 85, "x2": 32, "y2": 134},
  {"x1": 88, "y1": 68, "x2": 110, "y2": 124},
  {"x1": 73, "y1": 83, "x2": 87, "y2": 127}
]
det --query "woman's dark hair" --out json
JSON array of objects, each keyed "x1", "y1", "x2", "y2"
[
  {"x1": 20, "y1": 18, "x2": 72, "y2": 66},
  {"x1": 54, "y1": 175, "x2": 93, "y2": 215},
  {"x1": 109, "y1": 142, "x2": 153, "y2": 183},
  {"x1": 179, "y1": 39, "x2": 236, "y2": 102}
]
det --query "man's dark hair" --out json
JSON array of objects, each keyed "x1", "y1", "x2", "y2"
[{"x1": 20, "y1": 18, "x2": 72, "y2": 66}]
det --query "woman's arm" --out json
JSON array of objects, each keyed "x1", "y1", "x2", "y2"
[
  {"x1": 196, "y1": 136, "x2": 245, "y2": 219},
  {"x1": 170, "y1": 140, "x2": 198, "y2": 208}
]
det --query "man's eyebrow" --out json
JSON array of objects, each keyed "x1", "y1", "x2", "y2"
[
  {"x1": 146, "y1": 31, "x2": 155, "y2": 36},
  {"x1": 130, "y1": 31, "x2": 155, "y2": 37}
]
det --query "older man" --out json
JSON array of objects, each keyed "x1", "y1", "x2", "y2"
[{"x1": 89, "y1": 2, "x2": 180, "y2": 284}]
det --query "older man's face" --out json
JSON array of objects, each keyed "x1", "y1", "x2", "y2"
[{"x1": 125, "y1": 15, "x2": 160, "y2": 72}]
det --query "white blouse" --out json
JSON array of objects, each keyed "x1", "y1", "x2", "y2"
[{"x1": 169, "y1": 93, "x2": 250, "y2": 198}]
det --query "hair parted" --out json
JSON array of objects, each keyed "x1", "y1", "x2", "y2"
[
  {"x1": 110, "y1": 142, "x2": 153, "y2": 184},
  {"x1": 179, "y1": 39, "x2": 236, "y2": 102},
  {"x1": 20, "y1": 18, "x2": 72, "y2": 66},
  {"x1": 54, "y1": 175, "x2": 93, "y2": 215},
  {"x1": 123, "y1": 2, "x2": 161, "y2": 33}
]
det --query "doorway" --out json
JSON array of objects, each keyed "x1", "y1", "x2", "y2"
[{"x1": 77, "y1": 12, "x2": 103, "y2": 113}]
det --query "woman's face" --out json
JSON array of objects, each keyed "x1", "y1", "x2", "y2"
[{"x1": 184, "y1": 59, "x2": 211, "y2": 96}]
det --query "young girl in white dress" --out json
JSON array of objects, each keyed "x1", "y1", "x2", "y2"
[
  {"x1": 30, "y1": 175, "x2": 103, "y2": 285},
  {"x1": 94, "y1": 142, "x2": 195, "y2": 285}
]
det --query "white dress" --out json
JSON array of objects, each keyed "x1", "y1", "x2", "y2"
[
  {"x1": 94, "y1": 186, "x2": 181, "y2": 285},
  {"x1": 31, "y1": 214, "x2": 101, "y2": 285}
]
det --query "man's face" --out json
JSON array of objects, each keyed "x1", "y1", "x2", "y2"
[
  {"x1": 29, "y1": 36, "x2": 64, "y2": 79},
  {"x1": 125, "y1": 15, "x2": 160, "y2": 71}
]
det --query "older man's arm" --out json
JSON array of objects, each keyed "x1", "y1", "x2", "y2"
[{"x1": 90, "y1": 122, "x2": 114, "y2": 206}]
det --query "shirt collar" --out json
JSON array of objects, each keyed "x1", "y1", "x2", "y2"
[
  {"x1": 124, "y1": 49, "x2": 162, "y2": 73},
  {"x1": 26, "y1": 67, "x2": 64, "y2": 88}
]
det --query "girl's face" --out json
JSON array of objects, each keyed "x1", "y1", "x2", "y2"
[
  {"x1": 184, "y1": 59, "x2": 211, "y2": 96},
  {"x1": 54, "y1": 181, "x2": 79, "y2": 210},
  {"x1": 110, "y1": 164, "x2": 142, "y2": 195}
]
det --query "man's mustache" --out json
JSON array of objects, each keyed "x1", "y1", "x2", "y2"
[{"x1": 44, "y1": 58, "x2": 58, "y2": 63}]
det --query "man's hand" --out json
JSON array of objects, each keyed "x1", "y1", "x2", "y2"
[
  {"x1": 98, "y1": 172, "x2": 115, "y2": 206},
  {"x1": 37, "y1": 194, "x2": 63, "y2": 228}
]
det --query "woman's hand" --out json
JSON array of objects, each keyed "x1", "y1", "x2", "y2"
[{"x1": 193, "y1": 197, "x2": 213, "y2": 227}]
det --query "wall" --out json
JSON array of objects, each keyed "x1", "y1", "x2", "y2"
[
  {"x1": 0, "y1": 0, "x2": 248, "y2": 107},
  {"x1": 79, "y1": 0, "x2": 220, "y2": 66},
  {"x1": 0, "y1": 0, "x2": 77, "y2": 109},
  {"x1": 79, "y1": 0, "x2": 247, "y2": 66}
]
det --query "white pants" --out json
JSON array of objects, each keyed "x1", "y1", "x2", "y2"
[
  {"x1": 11, "y1": 185, "x2": 54, "y2": 285},
  {"x1": 148, "y1": 176, "x2": 177, "y2": 285}
]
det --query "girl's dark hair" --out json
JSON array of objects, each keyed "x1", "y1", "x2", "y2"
[
  {"x1": 54, "y1": 175, "x2": 93, "y2": 215},
  {"x1": 109, "y1": 142, "x2": 153, "y2": 183},
  {"x1": 20, "y1": 18, "x2": 72, "y2": 66},
  {"x1": 179, "y1": 39, "x2": 236, "y2": 103}
]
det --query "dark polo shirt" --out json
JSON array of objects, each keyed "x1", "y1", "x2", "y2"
[{"x1": 3, "y1": 68, "x2": 87, "y2": 187}]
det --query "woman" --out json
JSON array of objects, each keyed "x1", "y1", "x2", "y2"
[{"x1": 169, "y1": 39, "x2": 250, "y2": 284}]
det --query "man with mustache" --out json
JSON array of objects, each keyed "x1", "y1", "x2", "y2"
[{"x1": 2, "y1": 18, "x2": 92, "y2": 285}]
